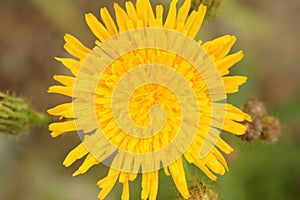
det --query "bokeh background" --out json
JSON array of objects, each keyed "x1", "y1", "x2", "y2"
[{"x1": 0, "y1": 0, "x2": 299, "y2": 199}]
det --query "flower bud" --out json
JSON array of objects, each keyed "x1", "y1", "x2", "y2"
[
  {"x1": 0, "y1": 92, "x2": 30, "y2": 136},
  {"x1": 0, "y1": 92, "x2": 51, "y2": 137}
]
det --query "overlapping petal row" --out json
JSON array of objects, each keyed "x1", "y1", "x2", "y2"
[{"x1": 48, "y1": 0, "x2": 251, "y2": 199}]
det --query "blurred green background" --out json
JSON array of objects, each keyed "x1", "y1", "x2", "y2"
[{"x1": 0, "y1": 0, "x2": 299, "y2": 199}]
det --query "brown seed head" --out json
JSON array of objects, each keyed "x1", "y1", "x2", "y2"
[
  {"x1": 243, "y1": 98, "x2": 267, "y2": 118},
  {"x1": 176, "y1": 180, "x2": 220, "y2": 200},
  {"x1": 260, "y1": 115, "x2": 281, "y2": 143},
  {"x1": 240, "y1": 115, "x2": 263, "y2": 142}
]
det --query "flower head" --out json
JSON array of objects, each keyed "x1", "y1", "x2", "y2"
[{"x1": 48, "y1": 0, "x2": 251, "y2": 199}]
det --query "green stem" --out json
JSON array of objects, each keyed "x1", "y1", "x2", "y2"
[{"x1": 28, "y1": 111, "x2": 53, "y2": 126}]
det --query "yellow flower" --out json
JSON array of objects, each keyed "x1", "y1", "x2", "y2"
[{"x1": 48, "y1": 0, "x2": 251, "y2": 199}]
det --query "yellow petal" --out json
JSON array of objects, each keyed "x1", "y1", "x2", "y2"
[
  {"x1": 205, "y1": 154, "x2": 226, "y2": 175},
  {"x1": 223, "y1": 118, "x2": 247, "y2": 135},
  {"x1": 212, "y1": 148, "x2": 229, "y2": 171},
  {"x1": 136, "y1": 0, "x2": 147, "y2": 27},
  {"x1": 141, "y1": 173, "x2": 150, "y2": 199},
  {"x1": 53, "y1": 75, "x2": 75, "y2": 87},
  {"x1": 85, "y1": 13, "x2": 110, "y2": 41},
  {"x1": 49, "y1": 120, "x2": 77, "y2": 137},
  {"x1": 244, "y1": 112, "x2": 252, "y2": 122},
  {"x1": 216, "y1": 138, "x2": 234, "y2": 154},
  {"x1": 128, "y1": 173, "x2": 137, "y2": 181},
  {"x1": 47, "y1": 103, "x2": 73, "y2": 119},
  {"x1": 175, "y1": 0, "x2": 191, "y2": 27},
  {"x1": 98, "y1": 169, "x2": 120, "y2": 200},
  {"x1": 163, "y1": 166, "x2": 170, "y2": 176},
  {"x1": 223, "y1": 76, "x2": 247, "y2": 93},
  {"x1": 63, "y1": 34, "x2": 90, "y2": 60},
  {"x1": 100, "y1": 7, "x2": 118, "y2": 36},
  {"x1": 202, "y1": 35, "x2": 237, "y2": 60},
  {"x1": 149, "y1": 172, "x2": 159, "y2": 200},
  {"x1": 184, "y1": 151, "x2": 194, "y2": 163},
  {"x1": 121, "y1": 176, "x2": 129, "y2": 200},
  {"x1": 193, "y1": 158, "x2": 217, "y2": 181},
  {"x1": 97, "y1": 169, "x2": 120, "y2": 187},
  {"x1": 164, "y1": 0, "x2": 178, "y2": 29},
  {"x1": 183, "y1": 11, "x2": 197, "y2": 35},
  {"x1": 187, "y1": 5, "x2": 206, "y2": 38},
  {"x1": 155, "y1": 5, "x2": 163, "y2": 27},
  {"x1": 114, "y1": 3, "x2": 129, "y2": 32},
  {"x1": 225, "y1": 103, "x2": 250, "y2": 122},
  {"x1": 125, "y1": 20, "x2": 135, "y2": 30},
  {"x1": 146, "y1": 0, "x2": 155, "y2": 26},
  {"x1": 202, "y1": 35, "x2": 231, "y2": 51},
  {"x1": 215, "y1": 36, "x2": 237, "y2": 60},
  {"x1": 72, "y1": 154, "x2": 99, "y2": 176},
  {"x1": 98, "y1": 184, "x2": 115, "y2": 200},
  {"x1": 125, "y1": 1, "x2": 139, "y2": 28},
  {"x1": 169, "y1": 158, "x2": 190, "y2": 199},
  {"x1": 63, "y1": 143, "x2": 88, "y2": 167},
  {"x1": 176, "y1": 21, "x2": 185, "y2": 32},
  {"x1": 55, "y1": 57, "x2": 80, "y2": 76},
  {"x1": 48, "y1": 85, "x2": 73, "y2": 97},
  {"x1": 215, "y1": 51, "x2": 244, "y2": 76}
]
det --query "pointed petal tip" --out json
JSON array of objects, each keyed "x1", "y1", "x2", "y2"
[
  {"x1": 72, "y1": 170, "x2": 81, "y2": 177},
  {"x1": 62, "y1": 161, "x2": 71, "y2": 168},
  {"x1": 245, "y1": 113, "x2": 252, "y2": 122},
  {"x1": 46, "y1": 107, "x2": 54, "y2": 115},
  {"x1": 199, "y1": 3, "x2": 207, "y2": 12},
  {"x1": 63, "y1": 156, "x2": 74, "y2": 167},
  {"x1": 50, "y1": 131, "x2": 60, "y2": 137},
  {"x1": 113, "y1": 2, "x2": 119, "y2": 8},
  {"x1": 52, "y1": 75, "x2": 59, "y2": 81},
  {"x1": 182, "y1": 193, "x2": 191, "y2": 199},
  {"x1": 237, "y1": 50, "x2": 245, "y2": 59},
  {"x1": 64, "y1": 33, "x2": 73, "y2": 41},
  {"x1": 85, "y1": 13, "x2": 93, "y2": 20},
  {"x1": 47, "y1": 86, "x2": 56, "y2": 93}
]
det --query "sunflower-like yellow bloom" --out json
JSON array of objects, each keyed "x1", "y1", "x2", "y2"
[{"x1": 48, "y1": 0, "x2": 251, "y2": 199}]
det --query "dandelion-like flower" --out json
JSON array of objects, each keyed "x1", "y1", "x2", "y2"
[{"x1": 48, "y1": 0, "x2": 251, "y2": 199}]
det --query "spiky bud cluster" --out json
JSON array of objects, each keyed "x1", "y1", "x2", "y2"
[
  {"x1": 176, "y1": 180, "x2": 220, "y2": 200},
  {"x1": 240, "y1": 98, "x2": 281, "y2": 143},
  {"x1": 0, "y1": 92, "x2": 51, "y2": 137},
  {"x1": 0, "y1": 92, "x2": 30, "y2": 136},
  {"x1": 191, "y1": 0, "x2": 221, "y2": 18}
]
